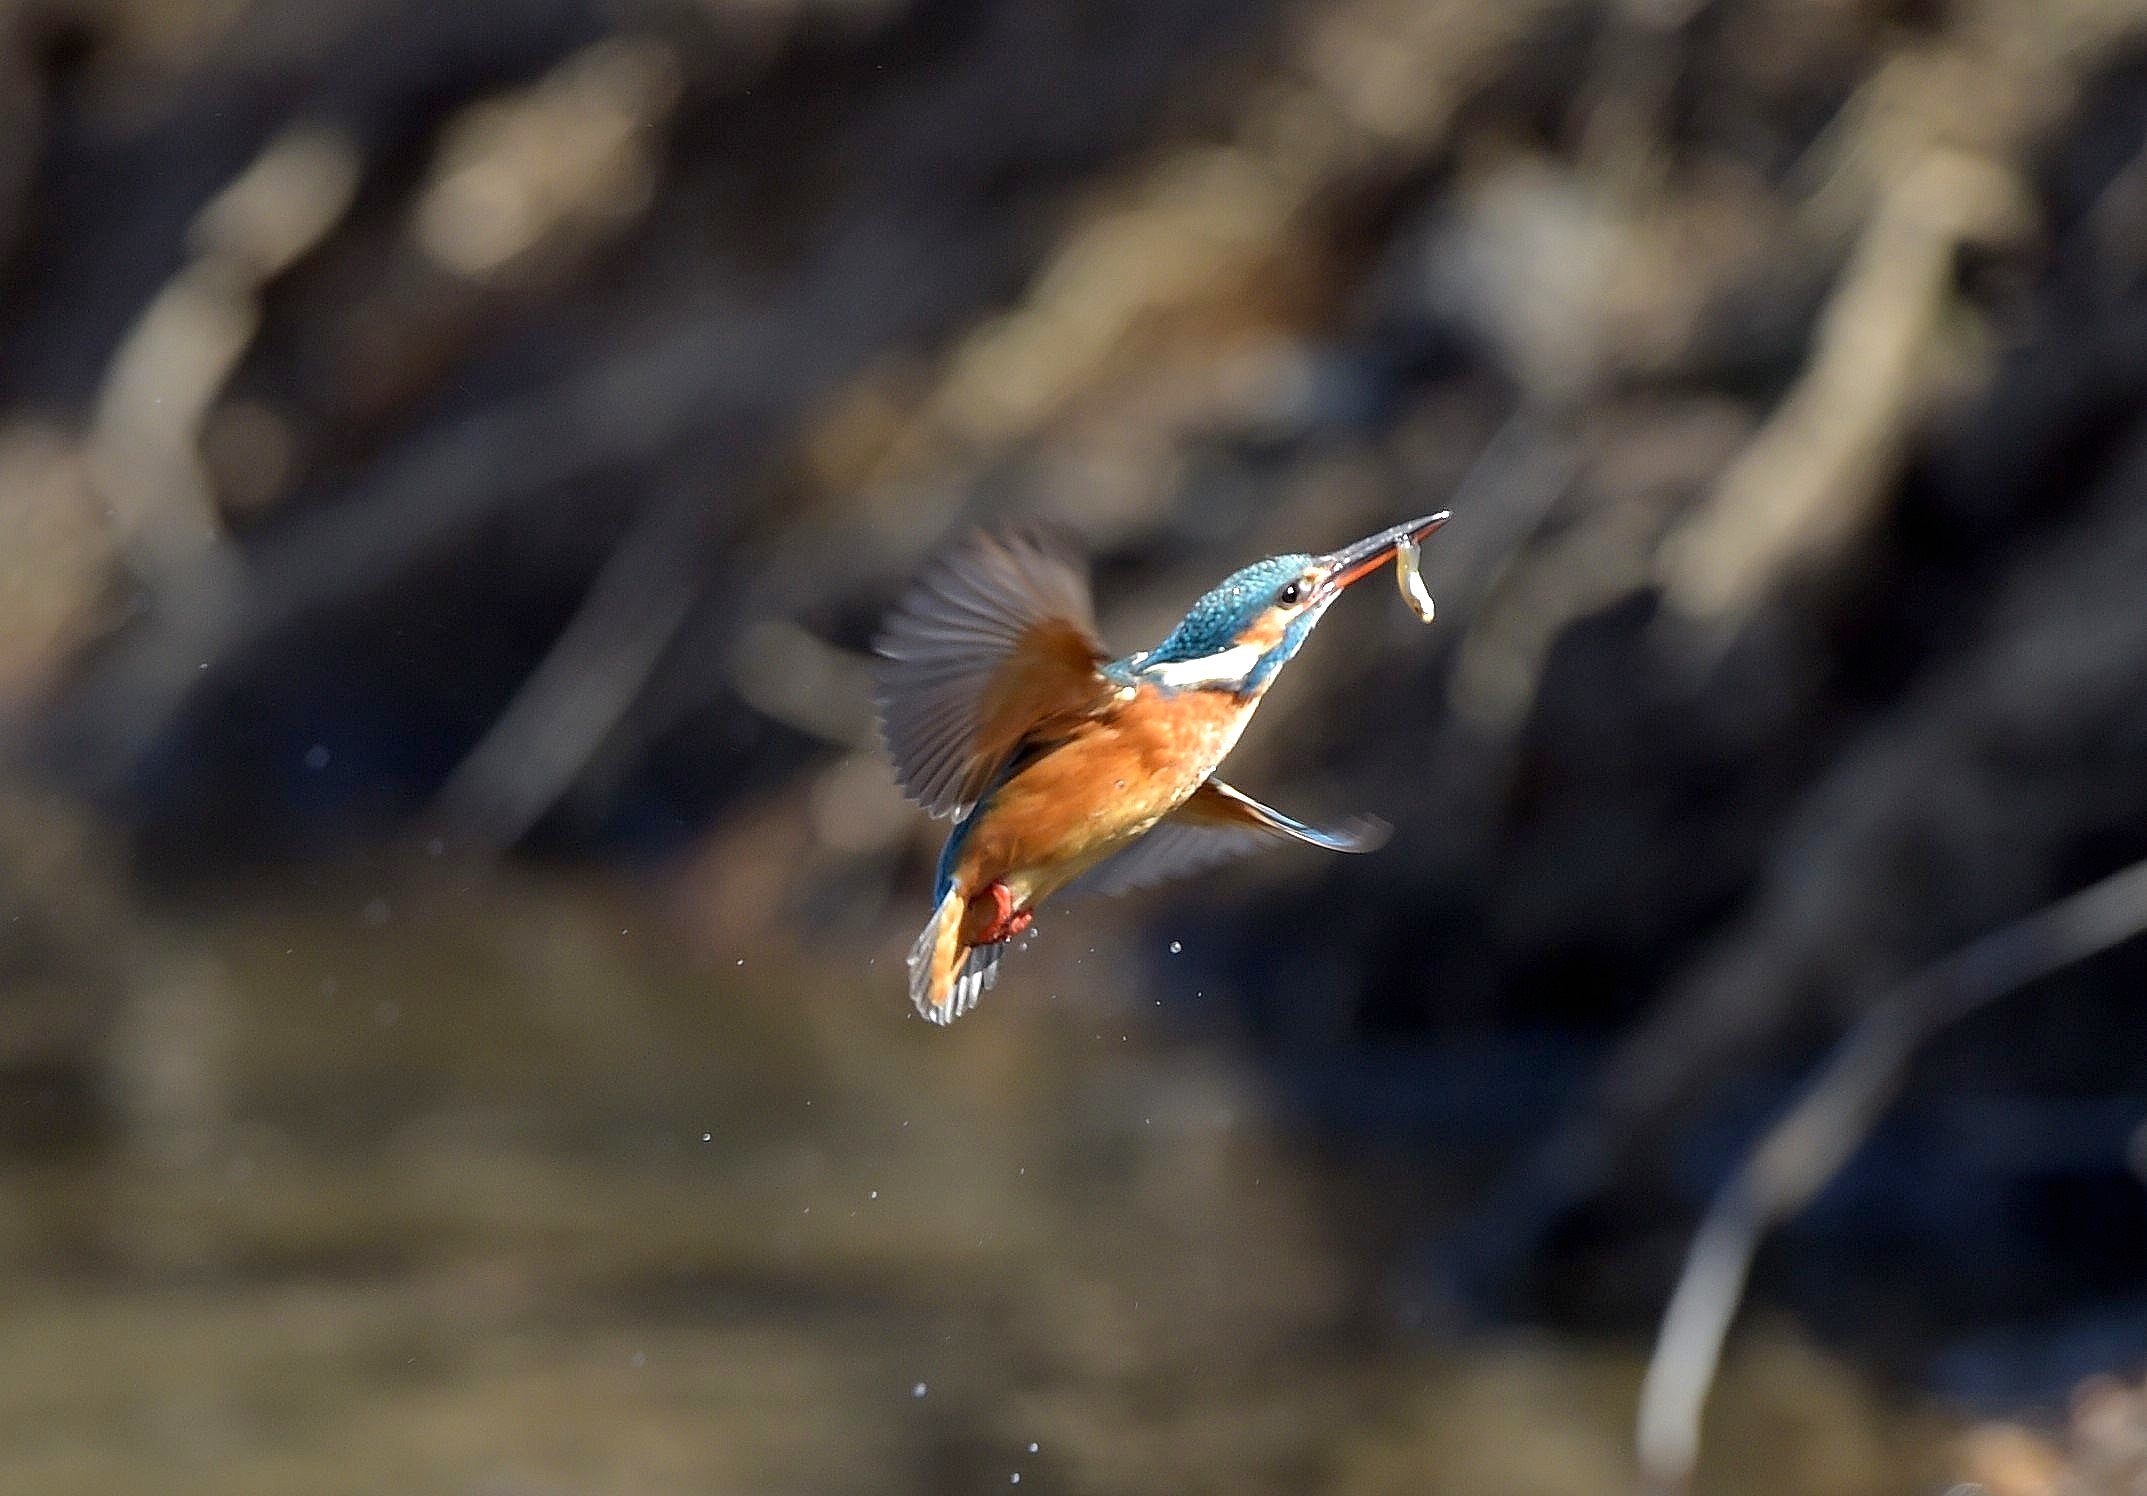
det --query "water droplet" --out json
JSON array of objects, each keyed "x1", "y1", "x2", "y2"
[
  {"x1": 1168, "y1": 940, "x2": 1182, "y2": 954},
  {"x1": 912, "y1": 1382, "x2": 928, "y2": 1399},
  {"x1": 700, "y1": 1132, "x2": 712, "y2": 1143},
  {"x1": 1027, "y1": 1442, "x2": 1039, "y2": 1454},
  {"x1": 869, "y1": 1190, "x2": 878, "y2": 1200},
  {"x1": 630, "y1": 1351, "x2": 646, "y2": 1368},
  {"x1": 1011, "y1": 1475, "x2": 1021, "y2": 1485}
]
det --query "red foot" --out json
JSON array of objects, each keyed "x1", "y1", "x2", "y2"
[{"x1": 969, "y1": 880, "x2": 1035, "y2": 945}]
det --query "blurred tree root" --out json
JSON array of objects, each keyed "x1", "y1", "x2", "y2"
[{"x1": 1636, "y1": 853, "x2": 2147, "y2": 1494}]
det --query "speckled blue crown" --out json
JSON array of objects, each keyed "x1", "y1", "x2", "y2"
[{"x1": 1135, "y1": 554, "x2": 1311, "y2": 666}]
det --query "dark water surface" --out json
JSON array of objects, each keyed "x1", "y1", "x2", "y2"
[{"x1": 0, "y1": 860, "x2": 1951, "y2": 1494}]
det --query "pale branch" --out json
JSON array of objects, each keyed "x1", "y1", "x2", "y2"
[
  {"x1": 426, "y1": 480, "x2": 717, "y2": 847},
  {"x1": 1634, "y1": 852, "x2": 2147, "y2": 1495}
]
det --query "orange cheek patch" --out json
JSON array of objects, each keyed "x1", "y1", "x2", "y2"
[{"x1": 1241, "y1": 612, "x2": 1290, "y2": 651}]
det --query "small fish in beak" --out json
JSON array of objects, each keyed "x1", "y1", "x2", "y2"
[
  {"x1": 1314, "y1": 511, "x2": 1451, "y2": 603},
  {"x1": 1395, "y1": 533, "x2": 1436, "y2": 623}
]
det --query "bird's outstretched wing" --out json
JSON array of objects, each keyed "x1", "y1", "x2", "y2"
[
  {"x1": 1072, "y1": 780, "x2": 1388, "y2": 898},
  {"x1": 874, "y1": 529, "x2": 1115, "y2": 820}
]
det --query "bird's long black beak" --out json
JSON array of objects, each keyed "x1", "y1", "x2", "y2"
[{"x1": 1315, "y1": 511, "x2": 1450, "y2": 598}]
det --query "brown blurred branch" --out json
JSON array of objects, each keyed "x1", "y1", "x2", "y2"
[
  {"x1": 1634, "y1": 853, "x2": 2147, "y2": 1496},
  {"x1": 1653, "y1": 149, "x2": 2035, "y2": 636},
  {"x1": 89, "y1": 123, "x2": 362, "y2": 586},
  {"x1": 39, "y1": 227, "x2": 945, "y2": 785}
]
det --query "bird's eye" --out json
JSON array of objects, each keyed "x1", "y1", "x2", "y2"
[{"x1": 1277, "y1": 581, "x2": 1302, "y2": 606}]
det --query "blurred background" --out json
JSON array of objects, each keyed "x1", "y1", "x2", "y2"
[{"x1": 1, "y1": 0, "x2": 2145, "y2": 1491}]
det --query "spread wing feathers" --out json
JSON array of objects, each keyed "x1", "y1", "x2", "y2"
[
  {"x1": 875, "y1": 529, "x2": 1113, "y2": 820},
  {"x1": 1073, "y1": 780, "x2": 1388, "y2": 898}
]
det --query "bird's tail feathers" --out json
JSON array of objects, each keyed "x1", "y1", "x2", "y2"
[{"x1": 907, "y1": 887, "x2": 968, "y2": 1025}]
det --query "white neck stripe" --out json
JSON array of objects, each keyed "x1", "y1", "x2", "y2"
[{"x1": 1139, "y1": 641, "x2": 1265, "y2": 690}]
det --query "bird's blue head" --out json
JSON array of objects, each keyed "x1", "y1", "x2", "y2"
[{"x1": 1109, "y1": 513, "x2": 1449, "y2": 696}]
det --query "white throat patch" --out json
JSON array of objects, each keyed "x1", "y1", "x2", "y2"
[{"x1": 1139, "y1": 641, "x2": 1267, "y2": 690}]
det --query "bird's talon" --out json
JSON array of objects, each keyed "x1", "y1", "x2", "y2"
[{"x1": 966, "y1": 880, "x2": 1032, "y2": 945}]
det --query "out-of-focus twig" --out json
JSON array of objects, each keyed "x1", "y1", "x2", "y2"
[
  {"x1": 410, "y1": 36, "x2": 679, "y2": 283},
  {"x1": 1653, "y1": 150, "x2": 2035, "y2": 636},
  {"x1": 88, "y1": 123, "x2": 361, "y2": 584},
  {"x1": 1634, "y1": 853, "x2": 2147, "y2": 1496},
  {"x1": 727, "y1": 618, "x2": 877, "y2": 750},
  {"x1": 38, "y1": 221, "x2": 963, "y2": 785},
  {"x1": 429, "y1": 482, "x2": 713, "y2": 847},
  {"x1": 867, "y1": 0, "x2": 1571, "y2": 476}
]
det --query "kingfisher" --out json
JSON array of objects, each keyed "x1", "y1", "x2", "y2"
[{"x1": 874, "y1": 512, "x2": 1450, "y2": 1024}]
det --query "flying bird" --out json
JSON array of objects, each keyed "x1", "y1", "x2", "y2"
[{"x1": 874, "y1": 513, "x2": 1449, "y2": 1024}]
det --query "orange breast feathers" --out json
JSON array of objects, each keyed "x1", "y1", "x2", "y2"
[{"x1": 947, "y1": 685, "x2": 1258, "y2": 902}]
